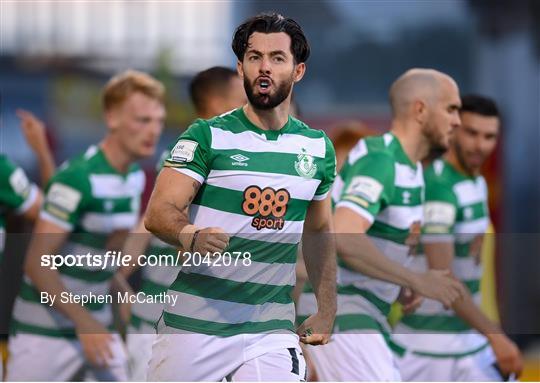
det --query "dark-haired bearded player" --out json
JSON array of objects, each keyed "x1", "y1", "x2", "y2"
[{"x1": 145, "y1": 12, "x2": 337, "y2": 381}]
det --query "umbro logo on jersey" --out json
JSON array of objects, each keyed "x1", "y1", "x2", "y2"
[
  {"x1": 230, "y1": 154, "x2": 250, "y2": 167},
  {"x1": 402, "y1": 191, "x2": 411, "y2": 204}
]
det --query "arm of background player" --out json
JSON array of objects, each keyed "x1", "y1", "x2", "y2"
[
  {"x1": 0, "y1": 156, "x2": 43, "y2": 222},
  {"x1": 117, "y1": 218, "x2": 152, "y2": 279},
  {"x1": 424, "y1": 241, "x2": 523, "y2": 376},
  {"x1": 335, "y1": 207, "x2": 464, "y2": 307},
  {"x1": 24, "y1": 218, "x2": 114, "y2": 367},
  {"x1": 17, "y1": 109, "x2": 56, "y2": 187},
  {"x1": 19, "y1": 192, "x2": 43, "y2": 222},
  {"x1": 111, "y1": 218, "x2": 152, "y2": 325},
  {"x1": 297, "y1": 195, "x2": 337, "y2": 345}
]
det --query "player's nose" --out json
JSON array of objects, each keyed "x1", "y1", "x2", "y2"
[{"x1": 259, "y1": 56, "x2": 272, "y2": 74}]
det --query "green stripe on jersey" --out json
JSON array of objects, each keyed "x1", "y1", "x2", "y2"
[
  {"x1": 338, "y1": 285, "x2": 392, "y2": 316},
  {"x1": 400, "y1": 314, "x2": 472, "y2": 332},
  {"x1": 170, "y1": 272, "x2": 293, "y2": 305},
  {"x1": 163, "y1": 312, "x2": 294, "y2": 336}
]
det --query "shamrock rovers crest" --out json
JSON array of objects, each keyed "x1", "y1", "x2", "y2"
[{"x1": 295, "y1": 148, "x2": 317, "y2": 178}]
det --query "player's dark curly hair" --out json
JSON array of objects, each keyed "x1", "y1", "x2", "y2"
[
  {"x1": 460, "y1": 94, "x2": 499, "y2": 117},
  {"x1": 232, "y1": 12, "x2": 310, "y2": 64}
]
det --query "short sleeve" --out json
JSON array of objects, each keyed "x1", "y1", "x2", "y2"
[
  {"x1": 335, "y1": 151, "x2": 395, "y2": 224},
  {"x1": 313, "y1": 135, "x2": 337, "y2": 201},
  {"x1": 163, "y1": 119, "x2": 212, "y2": 184},
  {"x1": 0, "y1": 156, "x2": 38, "y2": 214},
  {"x1": 40, "y1": 167, "x2": 88, "y2": 231},
  {"x1": 421, "y1": 177, "x2": 457, "y2": 242}
]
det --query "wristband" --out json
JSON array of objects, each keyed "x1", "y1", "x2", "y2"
[
  {"x1": 178, "y1": 224, "x2": 199, "y2": 250},
  {"x1": 190, "y1": 229, "x2": 202, "y2": 253}
]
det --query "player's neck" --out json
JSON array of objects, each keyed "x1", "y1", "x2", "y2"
[
  {"x1": 390, "y1": 121, "x2": 427, "y2": 164},
  {"x1": 444, "y1": 149, "x2": 476, "y2": 177},
  {"x1": 100, "y1": 136, "x2": 135, "y2": 174},
  {"x1": 243, "y1": 101, "x2": 290, "y2": 131}
]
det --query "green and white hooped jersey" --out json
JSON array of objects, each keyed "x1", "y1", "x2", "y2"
[
  {"x1": 0, "y1": 155, "x2": 39, "y2": 264},
  {"x1": 130, "y1": 152, "x2": 179, "y2": 329},
  {"x1": 393, "y1": 158, "x2": 490, "y2": 356},
  {"x1": 313, "y1": 133, "x2": 423, "y2": 335},
  {"x1": 11, "y1": 145, "x2": 145, "y2": 337},
  {"x1": 162, "y1": 107, "x2": 336, "y2": 336}
]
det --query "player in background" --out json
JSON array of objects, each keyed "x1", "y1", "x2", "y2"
[
  {"x1": 393, "y1": 94, "x2": 523, "y2": 381},
  {"x1": 301, "y1": 68, "x2": 466, "y2": 381},
  {"x1": 295, "y1": 122, "x2": 375, "y2": 381},
  {"x1": 15, "y1": 110, "x2": 57, "y2": 186},
  {"x1": 6, "y1": 70, "x2": 165, "y2": 381},
  {"x1": 115, "y1": 66, "x2": 246, "y2": 381},
  {"x1": 293, "y1": 122, "x2": 374, "y2": 304},
  {"x1": 0, "y1": 111, "x2": 52, "y2": 379},
  {"x1": 1, "y1": 110, "x2": 53, "y2": 266},
  {"x1": 144, "y1": 12, "x2": 337, "y2": 381},
  {"x1": 190, "y1": 66, "x2": 247, "y2": 119}
]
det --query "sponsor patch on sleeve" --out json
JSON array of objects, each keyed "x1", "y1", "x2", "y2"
[
  {"x1": 9, "y1": 168, "x2": 30, "y2": 197},
  {"x1": 424, "y1": 201, "x2": 456, "y2": 226},
  {"x1": 46, "y1": 183, "x2": 82, "y2": 213},
  {"x1": 170, "y1": 140, "x2": 198, "y2": 163},
  {"x1": 345, "y1": 176, "x2": 383, "y2": 204}
]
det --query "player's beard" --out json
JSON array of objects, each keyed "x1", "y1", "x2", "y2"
[
  {"x1": 422, "y1": 121, "x2": 449, "y2": 154},
  {"x1": 244, "y1": 73, "x2": 293, "y2": 110},
  {"x1": 454, "y1": 139, "x2": 480, "y2": 175}
]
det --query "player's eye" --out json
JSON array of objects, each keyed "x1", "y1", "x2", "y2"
[{"x1": 136, "y1": 117, "x2": 151, "y2": 124}]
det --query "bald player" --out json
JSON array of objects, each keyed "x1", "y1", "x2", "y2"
[
  {"x1": 393, "y1": 94, "x2": 523, "y2": 381},
  {"x1": 301, "y1": 69, "x2": 466, "y2": 381}
]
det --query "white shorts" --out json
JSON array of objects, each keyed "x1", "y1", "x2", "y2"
[
  {"x1": 306, "y1": 332, "x2": 401, "y2": 381},
  {"x1": 147, "y1": 320, "x2": 306, "y2": 381},
  {"x1": 6, "y1": 333, "x2": 128, "y2": 381},
  {"x1": 397, "y1": 344, "x2": 507, "y2": 381},
  {"x1": 126, "y1": 323, "x2": 156, "y2": 381}
]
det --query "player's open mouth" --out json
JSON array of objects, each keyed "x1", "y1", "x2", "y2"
[
  {"x1": 143, "y1": 141, "x2": 156, "y2": 149},
  {"x1": 256, "y1": 77, "x2": 272, "y2": 94}
]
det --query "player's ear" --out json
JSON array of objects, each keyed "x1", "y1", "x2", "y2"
[
  {"x1": 105, "y1": 108, "x2": 120, "y2": 132},
  {"x1": 293, "y1": 62, "x2": 306, "y2": 83},
  {"x1": 237, "y1": 60, "x2": 244, "y2": 79},
  {"x1": 413, "y1": 99, "x2": 428, "y2": 124}
]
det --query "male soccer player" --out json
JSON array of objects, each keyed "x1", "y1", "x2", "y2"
[
  {"x1": 190, "y1": 66, "x2": 247, "y2": 119},
  {"x1": 393, "y1": 94, "x2": 523, "y2": 381},
  {"x1": 118, "y1": 66, "x2": 246, "y2": 381},
  {"x1": 0, "y1": 152, "x2": 42, "y2": 381},
  {"x1": 145, "y1": 12, "x2": 337, "y2": 381},
  {"x1": 0, "y1": 109, "x2": 54, "y2": 378},
  {"x1": 6, "y1": 70, "x2": 165, "y2": 381},
  {"x1": 302, "y1": 68, "x2": 466, "y2": 381}
]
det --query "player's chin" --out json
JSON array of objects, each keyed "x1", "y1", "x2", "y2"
[{"x1": 438, "y1": 136, "x2": 451, "y2": 150}]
